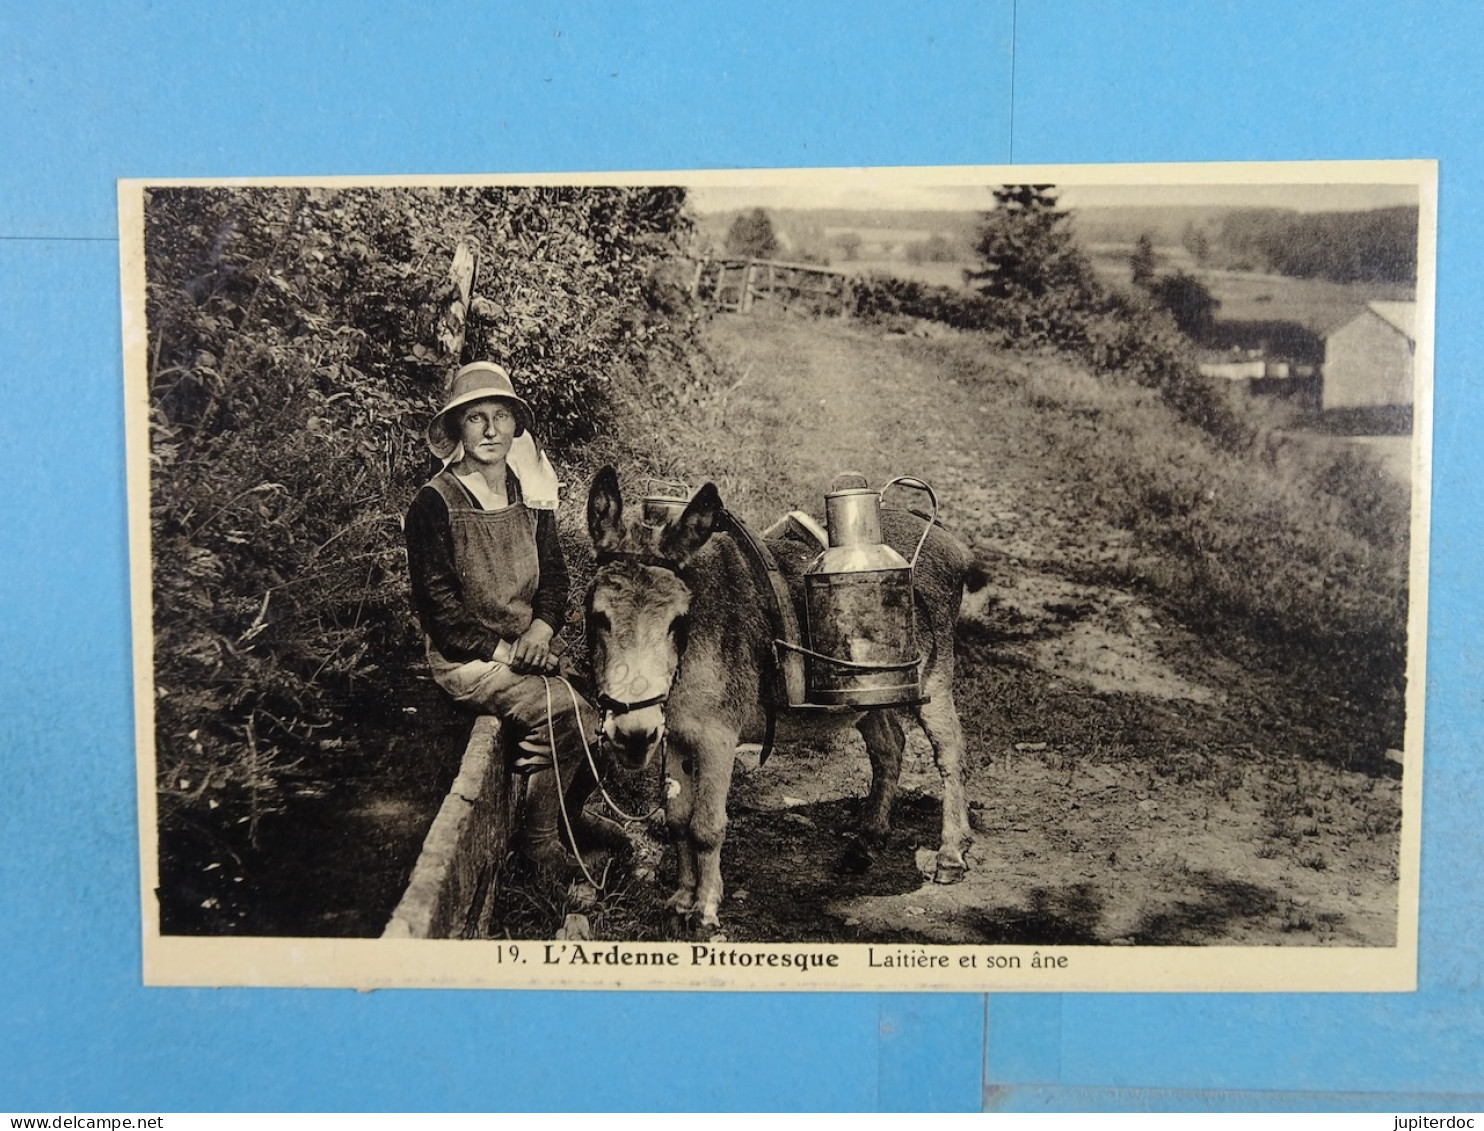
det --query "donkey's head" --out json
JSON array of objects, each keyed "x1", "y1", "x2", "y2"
[{"x1": 585, "y1": 466, "x2": 723, "y2": 768}]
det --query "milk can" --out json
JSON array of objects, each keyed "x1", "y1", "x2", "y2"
[
  {"x1": 641, "y1": 478, "x2": 694, "y2": 526},
  {"x1": 801, "y1": 473, "x2": 937, "y2": 707}
]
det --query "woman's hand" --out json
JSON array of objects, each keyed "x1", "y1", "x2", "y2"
[{"x1": 509, "y1": 620, "x2": 558, "y2": 674}]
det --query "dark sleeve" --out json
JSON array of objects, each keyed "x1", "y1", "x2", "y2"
[
  {"x1": 403, "y1": 485, "x2": 504, "y2": 663},
  {"x1": 530, "y1": 507, "x2": 570, "y2": 637}
]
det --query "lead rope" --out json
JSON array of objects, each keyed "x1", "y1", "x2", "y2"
[
  {"x1": 536, "y1": 673, "x2": 666, "y2": 892},
  {"x1": 541, "y1": 675, "x2": 603, "y2": 890},
  {"x1": 555, "y1": 675, "x2": 663, "y2": 825}
]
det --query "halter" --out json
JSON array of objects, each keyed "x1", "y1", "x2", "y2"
[
  {"x1": 595, "y1": 690, "x2": 669, "y2": 716},
  {"x1": 588, "y1": 510, "x2": 786, "y2": 765},
  {"x1": 537, "y1": 673, "x2": 663, "y2": 893},
  {"x1": 594, "y1": 550, "x2": 686, "y2": 577}
]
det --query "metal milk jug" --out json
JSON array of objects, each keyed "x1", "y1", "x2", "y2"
[
  {"x1": 641, "y1": 478, "x2": 694, "y2": 527},
  {"x1": 802, "y1": 473, "x2": 924, "y2": 707}
]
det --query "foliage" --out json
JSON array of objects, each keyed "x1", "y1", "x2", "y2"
[
  {"x1": 966, "y1": 186, "x2": 1100, "y2": 316},
  {"x1": 849, "y1": 273, "x2": 1001, "y2": 334},
  {"x1": 144, "y1": 185, "x2": 694, "y2": 814},
  {"x1": 781, "y1": 218, "x2": 833, "y2": 265},
  {"x1": 1180, "y1": 220, "x2": 1212, "y2": 266},
  {"x1": 724, "y1": 207, "x2": 781, "y2": 259},
  {"x1": 1145, "y1": 270, "x2": 1221, "y2": 339},
  {"x1": 905, "y1": 232, "x2": 958, "y2": 265},
  {"x1": 1218, "y1": 206, "x2": 1419, "y2": 284},
  {"x1": 1129, "y1": 233, "x2": 1157, "y2": 287},
  {"x1": 832, "y1": 230, "x2": 863, "y2": 261}
]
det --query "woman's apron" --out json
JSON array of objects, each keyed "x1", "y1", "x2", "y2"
[
  {"x1": 423, "y1": 468, "x2": 598, "y2": 772},
  {"x1": 425, "y1": 469, "x2": 540, "y2": 673}
]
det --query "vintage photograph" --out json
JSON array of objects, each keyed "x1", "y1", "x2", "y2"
[{"x1": 121, "y1": 163, "x2": 1432, "y2": 990}]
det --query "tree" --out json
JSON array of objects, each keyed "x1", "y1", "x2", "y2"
[
  {"x1": 1181, "y1": 221, "x2": 1211, "y2": 266},
  {"x1": 724, "y1": 208, "x2": 780, "y2": 259},
  {"x1": 833, "y1": 230, "x2": 863, "y2": 261},
  {"x1": 1148, "y1": 270, "x2": 1220, "y2": 340},
  {"x1": 905, "y1": 232, "x2": 957, "y2": 264},
  {"x1": 965, "y1": 185, "x2": 1100, "y2": 345},
  {"x1": 967, "y1": 185, "x2": 1095, "y2": 305},
  {"x1": 1129, "y1": 233, "x2": 1157, "y2": 287},
  {"x1": 787, "y1": 219, "x2": 832, "y2": 265}
]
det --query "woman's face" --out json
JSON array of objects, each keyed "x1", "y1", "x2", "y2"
[{"x1": 457, "y1": 398, "x2": 518, "y2": 466}]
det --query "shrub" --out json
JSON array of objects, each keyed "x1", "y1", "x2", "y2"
[
  {"x1": 144, "y1": 185, "x2": 694, "y2": 812},
  {"x1": 850, "y1": 273, "x2": 1000, "y2": 335}
]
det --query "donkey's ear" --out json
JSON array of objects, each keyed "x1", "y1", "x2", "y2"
[
  {"x1": 660, "y1": 482, "x2": 722, "y2": 565},
  {"x1": 587, "y1": 465, "x2": 625, "y2": 553}
]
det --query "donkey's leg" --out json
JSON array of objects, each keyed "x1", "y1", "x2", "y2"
[
  {"x1": 687, "y1": 731, "x2": 739, "y2": 929},
  {"x1": 663, "y1": 740, "x2": 699, "y2": 914},
  {"x1": 916, "y1": 666, "x2": 973, "y2": 884},
  {"x1": 845, "y1": 709, "x2": 906, "y2": 872}
]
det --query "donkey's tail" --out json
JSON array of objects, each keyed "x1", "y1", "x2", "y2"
[{"x1": 959, "y1": 559, "x2": 994, "y2": 623}]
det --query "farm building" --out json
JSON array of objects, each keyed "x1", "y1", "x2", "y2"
[{"x1": 1322, "y1": 301, "x2": 1416, "y2": 410}]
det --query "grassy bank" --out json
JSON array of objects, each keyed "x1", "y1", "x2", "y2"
[{"x1": 917, "y1": 335, "x2": 1405, "y2": 651}]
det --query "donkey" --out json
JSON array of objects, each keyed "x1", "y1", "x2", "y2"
[{"x1": 584, "y1": 466, "x2": 982, "y2": 929}]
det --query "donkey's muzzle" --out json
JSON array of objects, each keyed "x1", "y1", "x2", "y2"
[{"x1": 602, "y1": 710, "x2": 665, "y2": 769}]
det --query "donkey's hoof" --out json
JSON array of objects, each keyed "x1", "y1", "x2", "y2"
[{"x1": 933, "y1": 851, "x2": 968, "y2": 885}]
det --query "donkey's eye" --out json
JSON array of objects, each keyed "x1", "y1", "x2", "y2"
[
  {"x1": 671, "y1": 614, "x2": 691, "y2": 648},
  {"x1": 588, "y1": 610, "x2": 611, "y2": 634}
]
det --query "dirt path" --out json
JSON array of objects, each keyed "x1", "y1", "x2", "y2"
[{"x1": 640, "y1": 312, "x2": 1401, "y2": 947}]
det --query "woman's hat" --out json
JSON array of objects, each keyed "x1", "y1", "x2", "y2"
[{"x1": 426, "y1": 362, "x2": 536, "y2": 459}]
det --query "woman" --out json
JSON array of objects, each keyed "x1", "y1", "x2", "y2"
[{"x1": 404, "y1": 361, "x2": 605, "y2": 875}]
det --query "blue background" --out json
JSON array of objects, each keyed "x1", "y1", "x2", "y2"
[{"x1": 1, "y1": 0, "x2": 1478, "y2": 1112}]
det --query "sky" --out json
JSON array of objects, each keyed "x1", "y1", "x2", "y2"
[{"x1": 686, "y1": 174, "x2": 1421, "y2": 216}]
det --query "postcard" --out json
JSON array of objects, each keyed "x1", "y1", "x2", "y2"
[{"x1": 121, "y1": 160, "x2": 1433, "y2": 990}]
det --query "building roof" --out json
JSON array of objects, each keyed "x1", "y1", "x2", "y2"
[{"x1": 1366, "y1": 301, "x2": 1416, "y2": 343}]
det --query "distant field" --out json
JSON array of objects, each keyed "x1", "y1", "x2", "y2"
[
  {"x1": 1090, "y1": 247, "x2": 1414, "y2": 334},
  {"x1": 726, "y1": 232, "x2": 1417, "y2": 333},
  {"x1": 1195, "y1": 269, "x2": 1413, "y2": 332}
]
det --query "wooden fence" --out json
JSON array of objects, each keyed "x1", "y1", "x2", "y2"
[{"x1": 690, "y1": 257, "x2": 851, "y2": 315}]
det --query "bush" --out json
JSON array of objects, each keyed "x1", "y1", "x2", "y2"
[
  {"x1": 1144, "y1": 271, "x2": 1220, "y2": 339},
  {"x1": 724, "y1": 207, "x2": 780, "y2": 259},
  {"x1": 144, "y1": 185, "x2": 694, "y2": 812},
  {"x1": 850, "y1": 273, "x2": 1000, "y2": 335}
]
